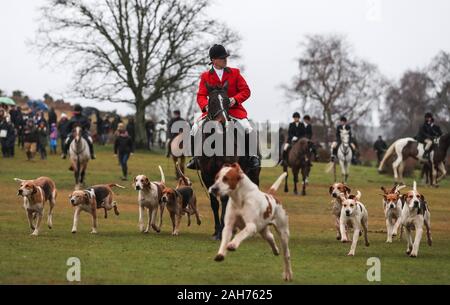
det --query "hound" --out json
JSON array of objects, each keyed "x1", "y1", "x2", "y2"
[
  {"x1": 160, "y1": 163, "x2": 201, "y2": 235},
  {"x1": 209, "y1": 163, "x2": 293, "y2": 282},
  {"x1": 69, "y1": 184, "x2": 123, "y2": 234},
  {"x1": 401, "y1": 181, "x2": 432, "y2": 257},
  {"x1": 14, "y1": 177, "x2": 57, "y2": 236},
  {"x1": 381, "y1": 184, "x2": 406, "y2": 243},
  {"x1": 133, "y1": 166, "x2": 165, "y2": 233},
  {"x1": 329, "y1": 183, "x2": 351, "y2": 240},
  {"x1": 339, "y1": 191, "x2": 369, "y2": 256},
  {"x1": 161, "y1": 185, "x2": 201, "y2": 236}
]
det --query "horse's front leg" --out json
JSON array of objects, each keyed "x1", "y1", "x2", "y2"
[
  {"x1": 301, "y1": 166, "x2": 307, "y2": 196},
  {"x1": 283, "y1": 166, "x2": 289, "y2": 193},
  {"x1": 293, "y1": 168, "x2": 299, "y2": 195}
]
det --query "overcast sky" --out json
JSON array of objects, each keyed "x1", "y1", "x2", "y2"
[{"x1": 1, "y1": 0, "x2": 450, "y2": 122}]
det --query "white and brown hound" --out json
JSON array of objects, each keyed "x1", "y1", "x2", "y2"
[
  {"x1": 209, "y1": 163, "x2": 293, "y2": 281},
  {"x1": 14, "y1": 177, "x2": 57, "y2": 236},
  {"x1": 69, "y1": 184, "x2": 123, "y2": 234},
  {"x1": 401, "y1": 181, "x2": 432, "y2": 257},
  {"x1": 133, "y1": 166, "x2": 165, "y2": 233}
]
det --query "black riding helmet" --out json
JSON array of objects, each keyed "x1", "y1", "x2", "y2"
[
  {"x1": 425, "y1": 112, "x2": 433, "y2": 119},
  {"x1": 292, "y1": 112, "x2": 300, "y2": 118},
  {"x1": 73, "y1": 104, "x2": 83, "y2": 114},
  {"x1": 340, "y1": 116, "x2": 347, "y2": 122},
  {"x1": 209, "y1": 44, "x2": 230, "y2": 60}
]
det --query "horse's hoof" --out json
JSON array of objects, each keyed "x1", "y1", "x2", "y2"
[{"x1": 214, "y1": 254, "x2": 224, "y2": 262}]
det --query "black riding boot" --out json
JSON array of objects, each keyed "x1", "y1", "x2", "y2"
[
  {"x1": 88, "y1": 141, "x2": 96, "y2": 159},
  {"x1": 62, "y1": 138, "x2": 70, "y2": 159},
  {"x1": 245, "y1": 132, "x2": 261, "y2": 169}
]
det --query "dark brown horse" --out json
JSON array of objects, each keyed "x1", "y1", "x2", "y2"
[
  {"x1": 197, "y1": 82, "x2": 260, "y2": 240},
  {"x1": 283, "y1": 138, "x2": 312, "y2": 195}
]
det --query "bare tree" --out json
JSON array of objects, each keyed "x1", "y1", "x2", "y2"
[
  {"x1": 285, "y1": 34, "x2": 386, "y2": 148},
  {"x1": 382, "y1": 71, "x2": 434, "y2": 138},
  {"x1": 35, "y1": 0, "x2": 240, "y2": 147},
  {"x1": 428, "y1": 51, "x2": 450, "y2": 130}
]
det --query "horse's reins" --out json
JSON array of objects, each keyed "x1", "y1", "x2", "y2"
[{"x1": 196, "y1": 165, "x2": 210, "y2": 200}]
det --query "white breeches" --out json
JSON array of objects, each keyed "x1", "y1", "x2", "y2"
[{"x1": 190, "y1": 116, "x2": 253, "y2": 136}]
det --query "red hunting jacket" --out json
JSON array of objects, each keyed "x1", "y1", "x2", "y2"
[{"x1": 197, "y1": 67, "x2": 251, "y2": 120}]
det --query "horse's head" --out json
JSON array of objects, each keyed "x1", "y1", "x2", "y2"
[
  {"x1": 73, "y1": 126, "x2": 82, "y2": 142},
  {"x1": 205, "y1": 81, "x2": 230, "y2": 124}
]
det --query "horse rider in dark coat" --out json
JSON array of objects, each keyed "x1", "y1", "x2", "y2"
[
  {"x1": 416, "y1": 112, "x2": 442, "y2": 160},
  {"x1": 331, "y1": 116, "x2": 357, "y2": 162},
  {"x1": 62, "y1": 104, "x2": 96, "y2": 159},
  {"x1": 281, "y1": 112, "x2": 304, "y2": 165}
]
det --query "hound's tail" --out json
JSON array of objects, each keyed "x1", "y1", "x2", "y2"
[
  {"x1": 268, "y1": 172, "x2": 288, "y2": 195},
  {"x1": 413, "y1": 181, "x2": 417, "y2": 191},
  {"x1": 109, "y1": 184, "x2": 126, "y2": 189},
  {"x1": 159, "y1": 165, "x2": 166, "y2": 184},
  {"x1": 378, "y1": 141, "x2": 396, "y2": 172},
  {"x1": 176, "y1": 162, "x2": 191, "y2": 186},
  {"x1": 356, "y1": 190, "x2": 362, "y2": 201},
  {"x1": 14, "y1": 178, "x2": 25, "y2": 183}
]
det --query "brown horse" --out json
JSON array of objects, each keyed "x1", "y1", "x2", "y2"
[
  {"x1": 197, "y1": 82, "x2": 260, "y2": 240},
  {"x1": 283, "y1": 138, "x2": 312, "y2": 195}
]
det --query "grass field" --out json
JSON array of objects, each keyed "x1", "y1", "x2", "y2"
[{"x1": 1, "y1": 145, "x2": 450, "y2": 284}]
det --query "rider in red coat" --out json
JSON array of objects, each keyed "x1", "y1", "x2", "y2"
[{"x1": 186, "y1": 44, "x2": 260, "y2": 170}]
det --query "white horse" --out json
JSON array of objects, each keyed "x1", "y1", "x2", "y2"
[
  {"x1": 69, "y1": 126, "x2": 90, "y2": 190},
  {"x1": 378, "y1": 138, "x2": 429, "y2": 183},
  {"x1": 378, "y1": 136, "x2": 450, "y2": 185},
  {"x1": 334, "y1": 129, "x2": 353, "y2": 183}
]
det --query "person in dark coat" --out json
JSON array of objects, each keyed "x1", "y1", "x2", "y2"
[
  {"x1": 37, "y1": 121, "x2": 48, "y2": 160},
  {"x1": 331, "y1": 116, "x2": 356, "y2": 162},
  {"x1": 114, "y1": 123, "x2": 134, "y2": 181},
  {"x1": 287, "y1": 112, "x2": 304, "y2": 144},
  {"x1": 416, "y1": 112, "x2": 442, "y2": 160},
  {"x1": 281, "y1": 112, "x2": 304, "y2": 166},
  {"x1": 0, "y1": 110, "x2": 15, "y2": 158},
  {"x1": 303, "y1": 115, "x2": 318, "y2": 160},
  {"x1": 62, "y1": 104, "x2": 95, "y2": 159},
  {"x1": 373, "y1": 135, "x2": 387, "y2": 166},
  {"x1": 48, "y1": 107, "x2": 57, "y2": 127},
  {"x1": 57, "y1": 113, "x2": 70, "y2": 154},
  {"x1": 23, "y1": 119, "x2": 39, "y2": 161},
  {"x1": 126, "y1": 117, "x2": 136, "y2": 144}
]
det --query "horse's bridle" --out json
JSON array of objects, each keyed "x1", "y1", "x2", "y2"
[{"x1": 207, "y1": 93, "x2": 230, "y2": 124}]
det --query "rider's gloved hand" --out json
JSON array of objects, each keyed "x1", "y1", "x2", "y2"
[{"x1": 229, "y1": 97, "x2": 236, "y2": 107}]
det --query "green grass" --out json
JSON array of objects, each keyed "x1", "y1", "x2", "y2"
[{"x1": 1, "y1": 145, "x2": 450, "y2": 284}]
